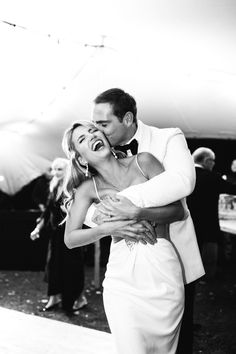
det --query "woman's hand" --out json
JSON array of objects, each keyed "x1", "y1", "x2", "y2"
[
  {"x1": 96, "y1": 196, "x2": 139, "y2": 221},
  {"x1": 101, "y1": 219, "x2": 157, "y2": 245},
  {"x1": 30, "y1": 227, "x2": 40, "y2": 241}
]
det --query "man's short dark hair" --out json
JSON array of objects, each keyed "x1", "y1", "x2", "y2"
[{"x1": 94, "y1": 88, "x2": 137, "y2": 123}]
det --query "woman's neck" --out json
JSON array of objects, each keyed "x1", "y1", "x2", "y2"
[{"x1": 94, "y1": 155, "x2": 129, "y2": 189}]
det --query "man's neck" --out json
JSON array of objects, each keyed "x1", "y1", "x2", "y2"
[{"x1": 121, "y1": 124, "x2": 137, "y2": 145}]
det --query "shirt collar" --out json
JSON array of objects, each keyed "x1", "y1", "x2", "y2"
[
  {"x1": 125, "y1": 119, "x2": 143, "y2": 144},
  {"x1": 195, "y1": 163, "x2": 204, "y2": 169}
]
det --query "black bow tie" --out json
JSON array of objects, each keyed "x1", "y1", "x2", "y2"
[{"x1": 114, "y1": 139, "x2": 138, "y2": 156}]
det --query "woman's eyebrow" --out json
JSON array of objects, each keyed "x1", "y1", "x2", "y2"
[
  {"x1": 77, "y1": 134, "x2": 85, "y2": 141},
  {"x1": 88, "y1": 127, "x2": 96, "y2": 132}
]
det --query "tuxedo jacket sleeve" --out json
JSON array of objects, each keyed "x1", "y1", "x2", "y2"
[{"x1": 123, "y1": 121, "x2": 196, "y2": 207}]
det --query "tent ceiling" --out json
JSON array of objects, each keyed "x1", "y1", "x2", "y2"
[{"x1": 0, "y1": 0, "x2": 236, "y2": 194}]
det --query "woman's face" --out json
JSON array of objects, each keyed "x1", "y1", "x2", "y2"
[
  {"x1": 51, "y1": 162, "x2": 67, "y2": 179},
  {"x1": 71, "y1": 124, "x2": 110, "y2": 165}
]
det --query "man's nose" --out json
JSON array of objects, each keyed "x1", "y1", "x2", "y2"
[{"x1": 96, "y1": 127, "x2": 105, "y2": 134}]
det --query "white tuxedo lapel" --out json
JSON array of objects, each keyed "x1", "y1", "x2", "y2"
[{"x1": 136, "y1": 120, "x2": 179, "y2": 163}]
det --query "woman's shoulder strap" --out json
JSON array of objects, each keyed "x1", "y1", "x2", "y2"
[
  {"x1": 92, "y1": 177, "x2": 102, "y2": 202},
  {"x1": 135, "y1": 153, "x2": 149, "y2": 179}
]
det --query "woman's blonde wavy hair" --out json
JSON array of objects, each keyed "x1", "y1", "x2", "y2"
[{"x1": 61, "y1": 121, "x2": 97, "y2": 215}]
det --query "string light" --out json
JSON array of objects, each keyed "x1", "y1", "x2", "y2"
[{"x1": 0, "y1": 19, "x2": 111, "y2": 49}]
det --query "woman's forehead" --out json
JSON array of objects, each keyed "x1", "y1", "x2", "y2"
[
  {"x1": 72, "y1": 124, "x2": 95, "y2": 139},
  {"x1": 53, "y1": 162, "x2": 66, "y2": 169}
]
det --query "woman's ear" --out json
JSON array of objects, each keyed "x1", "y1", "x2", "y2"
[
  {"x1": 123, "y1": 112, "x2": 134, "y2": 127},
  {"x1": 78, "y1": 156, "x2": 87, "y2": 167}
]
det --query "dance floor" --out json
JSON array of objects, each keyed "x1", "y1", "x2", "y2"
[{"x1": 0, "y1": 307, "x2": 115, "y2": 354}]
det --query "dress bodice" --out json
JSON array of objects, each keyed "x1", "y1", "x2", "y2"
[{"x1": 91, "y1": 176, "x2": 169, "y2": 247}]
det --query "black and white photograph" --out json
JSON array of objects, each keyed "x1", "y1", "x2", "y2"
[{"x1": 0, "y1": 1, "x2": 236, "y2": 353}]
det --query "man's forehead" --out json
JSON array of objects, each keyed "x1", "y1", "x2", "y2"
[{"x1": 93, "y1": 102, "x2": 113, "y2": 115}]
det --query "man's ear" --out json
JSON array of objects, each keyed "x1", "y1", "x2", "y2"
[
  {"x1": 202, "y1": 156, "x2": 210, "y2": 169},
  {"x1": 123, "y1": 112, "x2": 134, "y2": 127}
]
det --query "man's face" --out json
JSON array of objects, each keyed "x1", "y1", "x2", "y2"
[
  {"x1": 92, "y1": 103, "x2": 129, "y2": 146},
  {"x1": 204, "y1": 155, "x2": 215, "y2": 171}
]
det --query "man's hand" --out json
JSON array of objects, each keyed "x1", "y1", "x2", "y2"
[
  {"x1": 95, "y1": 196, "x2": 139, "y2": 221},
  {"x1": 99, "y1": 217, "x2": 157, "y2": 245},
  {"x1": 112, "y1": 220, "x2": 157, "y2": 245},
  {"x1": 92, "y1": 197, "x2": 157, "y2": 245}
]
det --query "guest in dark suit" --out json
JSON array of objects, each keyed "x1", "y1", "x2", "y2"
[
  {"x1": 187, "y1": 147, "x2": 236, "y2": 275},
  {"x1": 185, "y1": 148, "x2": 236, "y2": 345}
]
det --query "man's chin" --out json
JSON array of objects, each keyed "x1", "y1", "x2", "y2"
[{"x1": 106, "y1": 136, "x2": 121, "y2": 147}]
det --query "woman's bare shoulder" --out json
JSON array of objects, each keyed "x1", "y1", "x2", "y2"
[
  {"x1": 74, "y1": 179, "x2": 96, "y2": 200},
  {"x1": 137, "y1": 152, "x2": 162, "y2": 166},
  {"x1": 136, "y1": 152, "x2": 164, "y2": 178}
]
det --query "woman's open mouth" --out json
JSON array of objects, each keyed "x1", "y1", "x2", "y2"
[{"x1": 92, "y1": 139, "x2": 104, "y2": 151}]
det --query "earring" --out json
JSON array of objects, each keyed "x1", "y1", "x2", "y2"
[
  {"x1": 85, "y1": 162, "x2": 89, "y2": 177},
  {"x1": 111, "y1": 148, "x2": 118, "y2": 159}
]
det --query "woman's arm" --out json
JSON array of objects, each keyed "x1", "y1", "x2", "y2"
[
  {"x1": 64, "y1": 180, "x2": 155, "y2": 248},
  {"x1": 95, "y1": 152, "x2": 185, "y2": 223},
  {"x1": 65, "y1": 180, "x2": 106, "y2": 248},
  {"x1": 30, "y1": 217, "x2": 45, "y2": 240},
  {"x1": 30, "y1": 195, "x2": 52, "y2": 241}
]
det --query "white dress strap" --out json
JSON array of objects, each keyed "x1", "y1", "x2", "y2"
[
  {"x1": 135, "y1": 154, "x2": 148, "y2": 179},
  {"x1": 92, "y1": 177, "x2": 102, "y2": 202}
]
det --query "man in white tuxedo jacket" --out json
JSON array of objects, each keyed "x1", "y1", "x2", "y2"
[{"x1": 90, "y1": 88, "x2": 204, "y2": 354}]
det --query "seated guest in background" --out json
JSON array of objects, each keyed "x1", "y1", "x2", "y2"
[
  {"x1": 30, "y1": 157, "x2": 87, "y2": 315},
  {"x1": 187, "y1": 147, "x2": 236, "y2": 277}
]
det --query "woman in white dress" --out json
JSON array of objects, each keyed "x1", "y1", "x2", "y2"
[{"x1": 62, "y1": 121, "x2": 185, "y2": 354}]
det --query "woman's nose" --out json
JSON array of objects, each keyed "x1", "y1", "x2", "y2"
[{"x1": 89, "y1": 133, "x2": 97, "y2": 141}]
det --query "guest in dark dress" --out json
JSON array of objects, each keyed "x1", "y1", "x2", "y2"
[
  {"x1": 30, "y1": 157, "x2": 87, "y2": 315},
  {"x1": 32, "y1": 167, "x2": 52, "y2": 211}
]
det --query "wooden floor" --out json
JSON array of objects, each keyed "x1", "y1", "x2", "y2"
[{"x1": 0, "y1": 307, "x2": 115, "y2": 354}]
